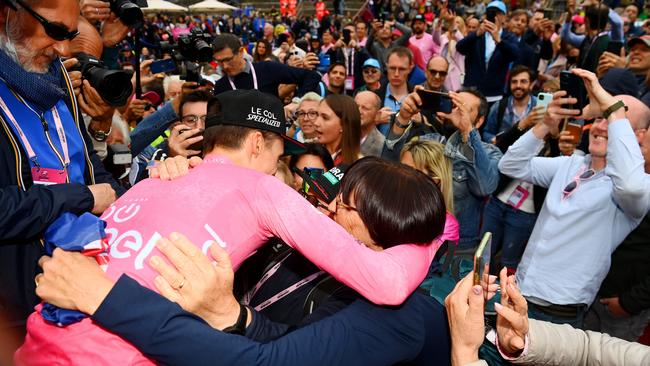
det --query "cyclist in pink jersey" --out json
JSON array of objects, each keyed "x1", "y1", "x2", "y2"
[{"x1": 18, "y1": 90, "x2": 447, "y2": 365}]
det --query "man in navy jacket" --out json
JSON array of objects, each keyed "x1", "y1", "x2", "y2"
[
  {"x1": 456, "y1": 1, "x2": 519, "y2": 104},
  {"x1": 92, "y1": 272, "x2": 451, "y2": 366}
]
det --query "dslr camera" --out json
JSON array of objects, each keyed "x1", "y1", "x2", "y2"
[
  {"x1": 159, "y1": 27, "x2": 213, "y2": 83},
  {"x1": 106, "y1": 0, "x2": 148, "y2": 28},
  {"x1": 70, "y1": 53, "x2": 134, "y2": 107},
  {"x1": 178, "y1": 27, "x2": 214, "y2": 63}
]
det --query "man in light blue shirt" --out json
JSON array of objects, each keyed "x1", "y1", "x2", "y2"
[{"x1": 498, "y1": 69, "x2": 650, "y2": 328}]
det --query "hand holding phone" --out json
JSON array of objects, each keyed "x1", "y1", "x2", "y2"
[
  {"x1": 416, "y1": 89, "x2": 453, "y2": 113},
  {"x1": 169, "y1": 124, "x2": 204, "y2": 158},
  {"x1": 560, "y1": 71, "x2": 587, "y2": 111}
]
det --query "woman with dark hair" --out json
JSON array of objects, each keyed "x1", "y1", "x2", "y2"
[
  {"x1": 253, "y1": 39, "x2": 275, "y2": 62},
  {"x1": 314, "y1": 94, "x2": 361, "y2": 166},
  {"x1": 288, "y1": 143, "x2": 334, "y2": 191}
]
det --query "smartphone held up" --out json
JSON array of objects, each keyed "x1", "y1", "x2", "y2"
[{"x1": 474, "y1": 232, "x2": 492, "y2": 303}]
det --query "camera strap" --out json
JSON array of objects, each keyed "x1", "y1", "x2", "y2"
[{"x1": 228, "y1": 62, "x2": 258, "y2": 90}]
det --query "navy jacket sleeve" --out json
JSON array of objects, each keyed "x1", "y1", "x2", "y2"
[
  {"x1": 92, "y1": 275, "x2": 430, "y2": 366},
  {"x1": 0, "y1": 183, "x2": 94, "y2": 241},
  {"x1": 455, "y1": 31, "x2": 478, "y2": 56},
  {"x1": 267, "y1": 62, "x2": 321, "y2": 97}
]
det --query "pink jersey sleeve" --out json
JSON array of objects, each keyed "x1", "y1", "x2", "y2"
[{"x1": 252, "y1": 175, "x2": 444, "y2": 306}]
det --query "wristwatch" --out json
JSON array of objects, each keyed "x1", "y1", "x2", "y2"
[
  {"x1": 222, "y1": 303, "x2": 248, "y2": 335},
  {"x1": 88, "y1": 123, "x2": 112, "y2": 142},
  {"x1": 393, "y1": 113, "x2": 412, "y2": 129},
  {"x1": 603, "y1": 100, "x2": 628, "y2": 120}
]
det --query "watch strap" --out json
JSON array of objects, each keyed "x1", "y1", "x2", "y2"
[
  {"x1": 222, "y1": 303, "x2": 248, "y2": 335},
  {"x1": 603, "y1": 100, "x2": 628, "y2": 120},
  {"x1": 393, "y1": 113, "x2": 412, "y2": 129},
  {"x1": 88, "y1": 123, "x2": 112, "y2": 142}
]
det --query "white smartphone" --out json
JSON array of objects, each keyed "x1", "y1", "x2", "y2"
[{"x1": 536, "y1": 92, "x2": 553, "y2": 113}]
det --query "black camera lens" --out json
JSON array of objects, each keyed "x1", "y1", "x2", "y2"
[
  {"x1": 72, "y1": 53, "x2": 134, "y2": 107},
  {"x1": 86, "y1": 67, "x2": 134, "y2": 106},
  {"x1": 111, "y1": 0, "x2": 144, "y2": 28}
]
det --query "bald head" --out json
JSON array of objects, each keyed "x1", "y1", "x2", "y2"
[
  {"x1": 70, "y1": 16, "x2": 103, "y2": 58},
  {"x1": 355, "y1": 91, "x2": 381, "y2": 129},
  {"x1": 618, "y1": 95, "x2": 650, "y2": 141},
  {"x1": 426, "y1": 56, "x2": 449, "y2": 91}
]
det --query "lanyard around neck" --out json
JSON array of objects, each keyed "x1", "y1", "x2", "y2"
[
  {"x1": 228, "y1": 62, "x2": 258, "y2": 90},
  {"x1": 0, "y1": 93, "x2": 70, "y2": 167}
]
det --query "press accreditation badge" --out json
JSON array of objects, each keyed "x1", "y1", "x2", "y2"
[
  {"x1": 506, "y1": 185, "x2": 530, "y2": 209},
  {"x1": 32, "y1": 167, "x2": 67, "y2": 185},
  {"x1": 345, "y1": 76, "x2": 355, "y2": 91}
]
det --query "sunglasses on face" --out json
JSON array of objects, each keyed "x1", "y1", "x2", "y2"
[
  {"x1": 10, "y1": 0, "x2": 79, "y2": 41},
  {"x1": 363, "y1": 68, "x2": 379, "y2": 74},
  {"x1": 427, "y1": 69, "x2": 448, "y2": 78}
]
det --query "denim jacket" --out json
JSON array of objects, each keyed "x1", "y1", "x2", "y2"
[
  {"x1": 129, "y1": 102, "x2": 178, "y2": 157},
  {"x1": 445, "y1": 129, "x2": 502, "y2": 249}
]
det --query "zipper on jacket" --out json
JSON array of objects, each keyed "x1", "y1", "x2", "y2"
[{"x1": 39, "y1": 114, "x2": 69, "y2": 183}]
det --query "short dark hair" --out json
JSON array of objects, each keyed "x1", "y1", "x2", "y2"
[
  {"x1": 288, "y1": 143, "x2": 334, "y2": 172},
  {"x1": 585, "y1": 4, "x2": 609, "y2": 31},
  {"x1": 213, "y1": 33, "x2": 242, "y2": 53},
  {"x1": 510, "y1": 9, "x2": 529, "y2": 20},
  {"x1": 340, "y1": 157, "x2": 446, "y2": 249},
  {"x1": 179, "y1": 90, "x2": 213, "y2": 118},
  {"x1": 509, "y1": 64, "x2": 535, "y2": 84},
  {"x1": 387, "y1": 46, "x2": 413, "y2": 65},
  {"x1": 327, "y1": 62, "x2": 346, "y2": 74},
  {"x1": 203, "y1": 97, "x2": 279, "y2": 152},
  {"x1": 460, "y1": 88, "x2": 489, "y2": 122}
]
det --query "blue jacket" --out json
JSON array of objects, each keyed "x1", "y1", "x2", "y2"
[
  {"x1": 129, "y1": 102, "x2": 178, "y2": 157},
  {"x1": 92, "y1": 275, "x2": 451, "y2": 366},
  {"x1": 0, "y1": 75, "x2": 124, "y2": 327},
  {"x1": 456, "y1": 30, "x2": 519, "y2": 98},
  {"x1": 444, "y1": 130, "x2": 502, "y2": 249}
]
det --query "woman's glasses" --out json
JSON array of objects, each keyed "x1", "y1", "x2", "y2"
[
  {"x1": 11, "y1": 0, "x2": 79, "y2": 41},
  {"x1": 295, "y1": 110, "x2": 320, "y2": 120}
]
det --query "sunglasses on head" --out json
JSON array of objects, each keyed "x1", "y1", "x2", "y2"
[{"x1": 8, "y1": 0, "x2": 79, "y2": 41}]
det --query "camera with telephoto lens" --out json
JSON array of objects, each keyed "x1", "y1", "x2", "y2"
[
  {"x1": 178, "y1": 27, "x2": 214, "y2": 63},
  {"x1": 70, "y1": 53, "x2": 134, "y2": 107},
  {"x1": 106, "y1": 0, "x2": 148, "y2": 28}
]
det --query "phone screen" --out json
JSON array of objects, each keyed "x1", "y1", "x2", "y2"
[
  {"x1": 150, "y1": 59, "x2": 176, "y2": 74},
  {"x1": 606, "y1": 40, "x2": 623, "y2": 55},
  {"x1": 474, "y1": 232, "x2": 492, "y2": 302},
  {"x1": 417, "y1": 90, "x2": 453, "y2": 114}
]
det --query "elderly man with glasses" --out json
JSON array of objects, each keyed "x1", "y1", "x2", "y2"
[
  {"x1": 0, "y1": 0, "x2": 123, "y2": 358},
  {"x1": 498, "y1": 69, "x2": 650, "y2": 328}
]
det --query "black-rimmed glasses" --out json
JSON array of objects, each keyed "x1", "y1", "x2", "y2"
[
  {"x1": 10, "y1": 0, "x2": 79, "y2": 41},
  {"x1": 295, "y1": 110, "x2": 320, "y2": 120}
]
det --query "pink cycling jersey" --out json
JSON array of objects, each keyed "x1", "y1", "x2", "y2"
[{"x1": 16, "y1": 155, "x2": 449, "y2": 365}]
